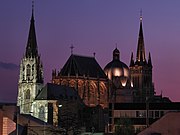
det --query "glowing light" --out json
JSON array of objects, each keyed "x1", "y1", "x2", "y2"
[
  {"x1": 114, "y1": 68, "x2": 121, "y2": 76},
  {"x1": 122, "y1": 81, "x2": 126, "y2": 87},
  {"x1": 124, "y1": 68, "x2": 129, "y2": 77},
  {"x1": 121, "y1": 77, "x2": 127, "y2": 87},
  {"x1": 140, "y1": 16, "x2": 143, "y2": 21},
  {"x1": 107, "y1": 70, "x2": 112, "y2": 80},
  {"x1": 131, "y1": 81, "x2": 133, "y2": 87}
]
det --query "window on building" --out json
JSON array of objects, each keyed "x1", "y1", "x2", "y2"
[
  {"x1": 155, "y1": 111, "x2": 159, "y2": 118},
  {"x1": 136, "y1": 111, "x2": 139, "y2": 117},
  {"x1": 25, "y1": 89, "x2": 30, "y2": 99},
  {"x1": 26, "y1": 64, "x2": 31, "y2": 79},
  {"x1": 109, "y1": 111, "x2": 112, "y2": 117},
  {"x1": 39, "y1": 106, "x2": 45, "y2": 120},
  {"x1": 109, "y1": 118, "x2": 112, "y2": 124},
  {"x1": 149, "y1": 111, "x2": 154, "y2": 118},
  {"x1": 32, "y1": 64, "x2": 34, "y2": 76}
]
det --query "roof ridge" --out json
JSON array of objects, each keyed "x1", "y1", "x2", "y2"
[{"x1": 72, "y1": 54, "x2": 95, "y2": 59}]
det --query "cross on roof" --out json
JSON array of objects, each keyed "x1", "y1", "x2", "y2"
[
  {"x1": 32, "y1": 0, "x2": 34, "y2": 12},
  {"x1": 70, "y1": 44, "x2": 74, "y2": 54},
  {"x1": 140, "y1": 9, "x2": 143, "y2": 21}
]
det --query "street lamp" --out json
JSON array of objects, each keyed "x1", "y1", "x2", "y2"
[{"x1": 58, "y1": 104, "x2": 62, "y2": 127}]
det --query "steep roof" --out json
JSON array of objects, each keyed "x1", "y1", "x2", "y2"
[
  {"x1": 60, "y1": 54, "x2": 107, "y2": 79},
  {"x1": 136, "y1": 16, "x2": 146, "y2": 63},
  {"x1": 138, "y1": 112, "x2": 180, "y2": 135},
  {"x1": 25, "y1": 11, "x2": 38, "y2": 58},
  {"x1": 35, "y1": 83, "x2": 79, "y2": 100}
]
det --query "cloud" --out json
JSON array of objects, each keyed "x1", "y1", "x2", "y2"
[{"x1": 0, "y1": 61, "x2": 19, "y2": 70}]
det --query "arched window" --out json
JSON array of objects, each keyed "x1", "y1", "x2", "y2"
[
  {"x1": 26, "y1": 64, "x2": 31, "y2": 78},
  {"x1": 25, "y1": 89, "x2": 30, "y2": 99},
  {"x1": 32, "y1": 64, "x2": 34, "y2": 76},
  {"x1": 39, "y1": 106, "x2": 45, "y2": 120},
  {"x1": 89, "y1": 81, "x2": 97, "y2": 105}
]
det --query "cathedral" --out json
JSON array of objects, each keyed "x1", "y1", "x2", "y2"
[{"x1": 17, "y1": 5, "x2": 158, "y2": 133}]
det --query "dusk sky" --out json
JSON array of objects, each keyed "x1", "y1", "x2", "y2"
[{"x1": 1, "y1": 0, "x2": 180, "y2": 102}]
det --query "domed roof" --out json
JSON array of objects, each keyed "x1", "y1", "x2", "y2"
[{"x1": 104, "y1": 48, "x2": 129, "y2": 80}]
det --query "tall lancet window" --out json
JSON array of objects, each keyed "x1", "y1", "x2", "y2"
[
  {"x1": 32, "y1": 64, "x2": 34, "y2": 77},
  {"x1": 24, "y1": 89, "x2": 31, "y2": 113},
  {"x1": 26, "y1": 64, "x2": 31, "y2": 80},
  {"x1": 39, "y1": 106, "x2": 45, "y2": 120},
  {"x1": 25, "y1": 89, "x2": 30, "y2": 99}
]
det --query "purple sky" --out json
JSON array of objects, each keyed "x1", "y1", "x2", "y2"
[{"x1": 1, "y1": 0, "x2": 180, "y2": 102}]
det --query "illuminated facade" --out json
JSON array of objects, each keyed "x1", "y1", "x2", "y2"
[
  {"x1": 17, "y1": 9, "x2": 44, "y2": 114},
  {"x1": 129, "y1": 15, "x2": 154, "y2": 102},
  {"x1": 104, "y1": 48, "x2": 133, "y2": 103}
]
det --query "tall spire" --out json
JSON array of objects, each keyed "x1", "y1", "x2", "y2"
[
  {"x1": 130, "y1": 52, "x2": 134, "y2": 67},
  {"x1": 25, "y1": 0, "x2": 38, "y2": 58},
  {"x1": 148, "y1": 52, "x2": 152, "y2": 67},
  {"x1": 136, "y1": 10, "x2": 146, "y2": 63}
]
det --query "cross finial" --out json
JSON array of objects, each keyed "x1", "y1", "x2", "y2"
[
  {"x1": 115, "y1": 43, "x2": 117, "y2": 48},
  {"x1": 70, "y1": 44, "x2": 74, "y2": 54},
  {"x1": 93, "y1": 52, "x2": 96, "y2": 58},
  {"x1": 140, "y1": 9, "x2": 143, "y2": 21},
  {"x1": 32, "y1": 0, "x2": 34, "y2": 13}
]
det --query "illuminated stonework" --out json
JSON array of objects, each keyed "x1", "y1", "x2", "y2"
[
  {"x1": 52, "y1": 76, "x2": 108, "y2": 108},
  {"x1": 17, "y1": 10, "x2": 43, "y2": 114},
  {"x1": 52, "y1": 54, "x2": 109, "y2": 108}
]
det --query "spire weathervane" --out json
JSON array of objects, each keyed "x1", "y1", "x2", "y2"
[
  {"x1": 32, "y1": 0, "x2": 34, "y2": 13},
  {"x1": 70, "y1": 44, "x2": 74, "y2": 54},
  {"x1": 140, "y1": 9, "x2": 143, "y2": 21}
]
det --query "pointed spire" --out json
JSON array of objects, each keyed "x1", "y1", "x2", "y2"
[
  {"x1": 136, "y1": 10, "x2": 146, "y2": 63},
  {"x1": 25, "y1": 0, "x2": 38, "y2": 58},
  {"x1": 32, "y1": 0, "x2": 34, "y2": 16},
  {"x1": 148, "y1": 52, "x2": 152, "y2": 67},
  {"x1": 130, "y1": 52, "x2": 134, "y2": 67}
]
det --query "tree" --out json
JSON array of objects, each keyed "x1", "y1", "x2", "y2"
[
  {"x1": 115, "y1": 118, "x2": 134, "y2": 135},
  {"x1": 46, "y1": 99, "x2": 83, "y2": 135}
]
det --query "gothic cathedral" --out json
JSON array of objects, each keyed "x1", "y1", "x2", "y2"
[
  {"x1": 17, "y1": 10, "x2": 43, "y2": 114},
  {"x1": 17, "y1": 7, "x2": 155, "y2": 117}
]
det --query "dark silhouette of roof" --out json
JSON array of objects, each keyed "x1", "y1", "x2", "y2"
[
  {"x1": 60, "y1": 54, "x2": 107, "y2": 79},
  {"x1": 25, "y1": 10, "x2": 38, "y2": 58},
  {"x1": 35, "y1": 83, "x2": 79, "y2": 100}
]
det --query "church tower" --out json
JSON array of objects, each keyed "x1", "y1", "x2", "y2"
[
  {"x1": 130, "y1": 14, "x2": 154, "y2": 102},
  {"x1": 17, "y1": 6, "x2": 43, "y2": 114}
]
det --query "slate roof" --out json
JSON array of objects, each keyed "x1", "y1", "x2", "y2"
[
  {"x1": 35, "y1": 83, "x2": 79, "y2": 100},
  {"x1": 25, "y1": 12, "x2": 38, "y2": 58},
  {"x1": 60, "y1": 54, "x2": 107, "y2": 79},
  {"x1": 138, "y1": 112, "x2": 180, "y2": 135}
]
